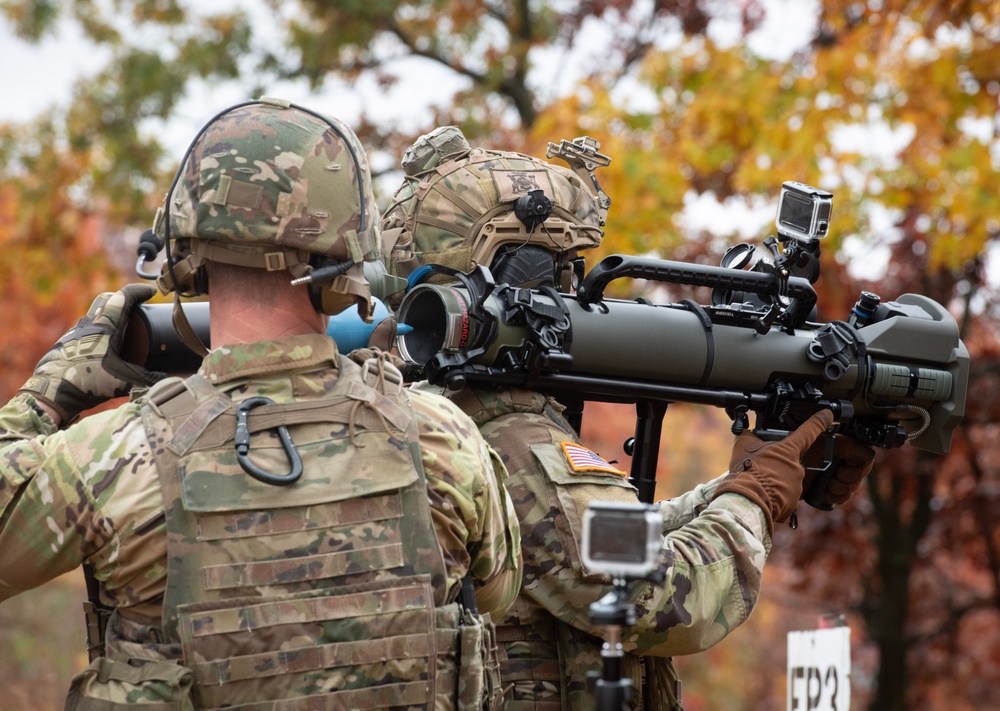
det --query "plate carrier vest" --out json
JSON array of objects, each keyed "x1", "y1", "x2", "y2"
[{"x1": 78, "y1": 353, "x2": 500, "y2": 710}]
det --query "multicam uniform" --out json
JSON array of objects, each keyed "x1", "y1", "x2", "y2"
[
  {"x1": 379, "y1": 126, "x2": 770, "y2": 711},
  {"x1": 0, "y1": 335, "x2": 520, "y2": 709},
  {"x1": 430, "y1": 385, "x2": 770, "y2": 711}
]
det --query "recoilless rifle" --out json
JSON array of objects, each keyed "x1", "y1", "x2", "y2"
[{"x1": 392, "y1": 181, "x2": 969, "y2": 507}]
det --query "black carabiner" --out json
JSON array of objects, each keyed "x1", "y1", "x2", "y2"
[{"x1": 234, "y1": 397, "x2": 303, "y2": 486}]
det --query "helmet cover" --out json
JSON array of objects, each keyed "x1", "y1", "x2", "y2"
[
  {"x1": 155, "y1": 97, "x2": 379, "y2": 313},
  {"x1": 379, "y1": 126, "x2": 605, "y2": 282}
]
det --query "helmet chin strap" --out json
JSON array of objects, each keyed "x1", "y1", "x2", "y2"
[{"x1": 172, "y1": 292, "x2": 210, "y2": 357}]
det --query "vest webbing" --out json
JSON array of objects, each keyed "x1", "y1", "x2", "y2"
[{"x1": 142, "y1": 356, "x2": 461, "y2": 710}]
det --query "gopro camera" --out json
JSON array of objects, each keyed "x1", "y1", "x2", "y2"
[
  {"x1": 582, "y1": 501, "x2": 662, "y2": 578},
  {"x1": 775, "y1": 181, "x2": 833, "y2": 242}
]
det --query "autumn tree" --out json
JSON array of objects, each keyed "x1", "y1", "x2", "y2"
[{"x1": 0, "y1": 115, "x2": 125, "y2": 398}]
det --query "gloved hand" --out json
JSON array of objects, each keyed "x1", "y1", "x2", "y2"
[
  {"x1": 346, "y1": 346, "x2": 408, "y2": 373},
  {"x1": 712, "y1": 410, "x2": 835, "y2": 533},
  {"x1": 19, "y1": 284, "x2": 167, "y2": 424},
  {"x1": 801, "y1": 434, "x2": 876, "y2": 509},
  {"x1": 365, "y1": 316, "x2": 398, "y2": 352}
]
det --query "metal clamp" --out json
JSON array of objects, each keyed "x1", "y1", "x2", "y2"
[{"x1": 234, "y1": 397, "x2": 303, "y2": 486}]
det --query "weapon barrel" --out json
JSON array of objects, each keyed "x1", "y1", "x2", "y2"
[{"x1": 398, "y1": 284, "x2": 968, "y2": 454}]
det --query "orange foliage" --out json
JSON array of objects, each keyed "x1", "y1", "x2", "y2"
[{"x1": 0, "y1": 179, "x2": 121, "y2": 400}]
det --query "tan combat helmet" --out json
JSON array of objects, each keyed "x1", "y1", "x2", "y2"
[
  {"x1": 379, "y1": 126, "x2": 611, "y2": 299},
  {"x1": 154, "y1": 97, "x2": 381, "y2": 325}
]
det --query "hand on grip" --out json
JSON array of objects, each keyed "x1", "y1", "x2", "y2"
[{"x1": 713, "y1": 410, "x2": 835, "y2": 533}]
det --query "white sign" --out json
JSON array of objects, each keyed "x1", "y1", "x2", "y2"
[{"x1": 787, "y1": 627, "x2": 851, "y2": 711}]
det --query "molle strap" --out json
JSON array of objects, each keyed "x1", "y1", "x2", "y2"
[
  {"x1": 220, "y1": 386, "x2": 412, "y2": 436},
  {"x1": 345, "y1": 233, "x2": 364, "y2": 264},
  {"x1": 506, "y1": 387, "x2": 543, "y2": 411},
  {"x1": 210, "y1": 174, "x2": 265, "y2": 210},
  {"x1": 201, "y1": 545, "x2": 407, "y2": 591},
  {"x1": 177, "y1": 576, "x2": 440, "y2": 711},
  {"x1": 163, "y1": 381, "x2": 231, "y2": 457},
  {"x1": 145, "y1": 377, "x2": 189, "y2": 410}
]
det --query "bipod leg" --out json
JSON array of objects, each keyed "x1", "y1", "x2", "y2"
[{"x1": 628, "y1": 400, "x2": 668, "y2": 504}]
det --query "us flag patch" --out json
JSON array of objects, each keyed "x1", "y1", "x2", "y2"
[{"x1": 560, "y1": 442, "x2": 626, "y2": 476}]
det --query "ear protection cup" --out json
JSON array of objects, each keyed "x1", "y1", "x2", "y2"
[
  {"x1": 490, "y1": 245, "x2": 557, "y2": 288},
  {"x1": 308, "y1": 284, "x2": 357, "y2": 317}
]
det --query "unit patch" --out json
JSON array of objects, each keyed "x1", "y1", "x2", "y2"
[
  {"x1": 493, "y1": 169, "x2": 553, "y2": 203},
  {"x1": 560, "y1": 441, "x2": 626, "y2": 476}
]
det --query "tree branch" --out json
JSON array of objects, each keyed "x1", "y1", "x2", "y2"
[{"x1": 385, "y1": 16, "x2": 487, "y2": 85}]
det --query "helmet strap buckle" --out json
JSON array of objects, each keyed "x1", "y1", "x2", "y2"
[{"x1": 265, "y1": 252, "x2": 288, "y2": 271}]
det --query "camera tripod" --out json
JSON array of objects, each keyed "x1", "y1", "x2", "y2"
[{"x1": 588, "y1": 570, "x2": 676, "y2": 711}]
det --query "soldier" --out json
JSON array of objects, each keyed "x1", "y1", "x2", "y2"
[
  {"x1": 0, "y1": 100, "x2": 520, "y2": 710},
  {"x1": 379, "y1": 127, "x2": 876, "y2": 710}
]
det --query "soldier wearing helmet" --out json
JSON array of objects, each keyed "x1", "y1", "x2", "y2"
[
  {"x1": 382, "y1": 127, "x2": 868, "y2": 710},
  {"x1": 380, "y1": 125, "x2": 608, "y2": 304},
  {"x1": 0, "y1": 100, "x2": 520, "y2": 710}
]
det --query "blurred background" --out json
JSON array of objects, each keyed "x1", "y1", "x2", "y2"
[{"x1": 1, "y1": 1, "x2": 998, "y2": 709}]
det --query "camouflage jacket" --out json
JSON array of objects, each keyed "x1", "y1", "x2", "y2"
[
  {"x1": 0, "y1": 334, "x2": 521, "y2": 622},
  {"x1": 422, "y1": 384, "x2": 771, "y2": 711}
]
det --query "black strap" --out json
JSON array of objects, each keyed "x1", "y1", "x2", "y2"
[
  {"x1": 82, "y1": 563, "x2": 114, "y2": 662},
  {"x1": 679, "y1": 299, "x2": 714, "y2": 387},
  {"x1": 458, "y1": 572, "x2": 479, "y2": 615}
]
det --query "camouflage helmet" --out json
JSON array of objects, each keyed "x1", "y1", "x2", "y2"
[
  {"x1": 379, "y1": 126, "x2": 611, "y2": 290},
  {"x1": 153, "y1": 96, "x2": 380, "y2": 316}
]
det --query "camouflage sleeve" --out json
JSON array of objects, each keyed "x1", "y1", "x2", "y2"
[
  {"x1": 0, "y1": 403, "x2": 163, "y2": 604},
  {"x1": 409, "y1": 389, "x2": 521, "y2": 616},
  {"x1": 658, "y1": 472, "x2": 727, "y2": 531},
  {"x1": 0, "y1": 393, "x2": 60, "y2": 443},
  {"x1": 628, "y1": 491, "x2": 771, "y2": 655},
  {"x1": 0, "y1": 393, "x2": 61, "y2": 522},
  {"x1": 485, "y1": 409, "x2": 770, "y2": 658}
]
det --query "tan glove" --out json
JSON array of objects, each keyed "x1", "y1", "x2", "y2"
[
  {"x1": 365, "y1": 316, "x2": 398, "y2": 352},
  {"x1": 801, "y1": 434, "x2": 876, "y2": 509},
  {"x1": 19, "y1": 284, "x2": 167, "y2": 424},
  {"x1": 346, "y1": 347, "x2": 408, "y2": 372},
  {"x1": 712, "y1": 410, "x2": 835, "y2": 533}
]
